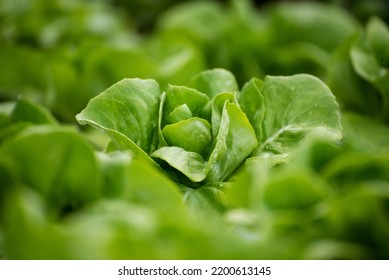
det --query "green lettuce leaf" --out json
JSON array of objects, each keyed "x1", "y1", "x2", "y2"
[
  {"x1": 237, "y1": 78, "x2": 265, "y2": 140},
  {"x1": 3, "y1": 189, "x2": 70, "y2": 259},
  {"x1": 162, "y1": 117, "x2": 212, "y2": 157},
  {"x1": 351, "y1": 17, "x2": 389, "y2": 121},
  {"x1": 0, "y1": 98, "x2": 58, "y2": 144},
  {"x1": 263, "y1": 169, "x2": 326, "y2": 210},
  {"x1": 0, "y1": 125, "x2": 101, "y2": 213},
  {"x1": 182, "y1": 183, "x2": 229, "y2": 222},
  {"x1": 151, "y1": 146, "x2": 207, "y2": 183},
  {"x1": 211, "y1": 92, "x2": 235, "y2": 138},
  {"x1": 270, "y1": 1, "x2": 360, "y2": 51},
  {"x1": 98, "y1": 152, "x2": 184, "y2": 209},
  {"x1": 190, "y1": 68, "x2": 239, "y2": 98},
  {"x1": 342, "y1": 113, "x2": 389, "y2": 153},
  {"x1": 76, "y1": 78, "x2": 161, "y2": 154},
  {"x1": 206, "y1": 101, "x2": 257, "y2": 182},
  {"x1": 252, "y1": 74, "x2": 342, "y2": 155},
  {"x1": 163, "y1": 85, "x2": 209, "y2": 122},
  {"x1": 10, "y1": 97, "x2": 58, "y2": 125}
]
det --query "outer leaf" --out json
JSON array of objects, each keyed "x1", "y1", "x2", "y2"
[
  {"x1": 183, "y1": 183, "x2": 229, "y2": 222},
  {"x1": 0, "y1": 125, "x2": 101, "y2": 211},
  {"x1": 366, "y1": 17, "x2": 389, "y2": 68},
  {"x1": 263, "y1": 169, "x2": 326, "y2": 210},
  {"x1": 342, "y1": 113, "x2": 389, "y2": 153},
  {"x1": 326, "y1": 35, "x2": 382, "y2": 117},
  {"x1": 96, "y1": 151, "x2": 134, "y2": 198},
  {"x1": 125, "y1": 158, "x2": 186, "y2": 218},
  {"x1": 270, "y1": 1, "x2": 359, "y2": 51},
  {"x1": 149, "y1": 34, "x2": 206, "y2": 88},
  {"x1": 351, "y1": 37, "x2": 385, "y2": 82},
  {"x1": 89, "y1": 119, "x2": 156, "y2": 166},
  {"x1": 1, "y1": 98, "x2": 58, "y2": 144},
  {"x1": 65, "y1": 199, "x2": 161, "y2": 259},
  {"x1": 3, "y1": 189, "x2": 70, "y2": 259},
  {"x1": 97, "y1": 153, "x2": 185, "y2": 218},
  {"x1": 254, "y1": 74, "x2": 342, "y2": 155},
  {"x1": 157, "y1": 1, "x2": 224, "y2": 45},
  {"x1": 76, "y1": 78, "x2": 160, "y2": 154},
  {"x1": 322, "y1": 151, "x2": 389, "y2": 185},
  {"x1": 162, "y1": 117, "x2": 212, "y2": 157},
  {"x1": 324, "y1": 182, "x2": 389, "y2": 255},
  {"x1": 206, "y1": 101, "x2": 257, "y2": 182},
  {"x1": 289, "y1": 128, "x2": 342, "y2": 172},
  {"x1": 190, "y1": 68, "x2": 239, "y2": 98},
  {"x1": 10, "y1": 97, "x2": 58, "y2": 125},
  {"x1": 225, "y1": 157, "x2": 269, "y2": 209},
  {"x1": 351, "y1": 18, "x2": 389, "y2": 121},
  {"x1": 151, "y1": 146, "x2": 207, "y2": 182}
]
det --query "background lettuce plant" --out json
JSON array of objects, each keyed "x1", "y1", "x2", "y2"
[{"x1": 328, "y1": 16, "x2": 389, "y2": 123}]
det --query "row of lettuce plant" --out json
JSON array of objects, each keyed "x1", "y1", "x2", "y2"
[
  {"x1": 0, "y1": 0, "x2": 389, "y2": 259},
  {"x1": 1, "y1": 68, "x2": 388, "y2": 259},
  {"x1": 1, "y1": 0, "x2": 387, "y2": 123}
]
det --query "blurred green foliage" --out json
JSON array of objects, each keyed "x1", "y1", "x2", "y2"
[{"x1": 1, "y1": 0, "x2": 389, "y2": 260}]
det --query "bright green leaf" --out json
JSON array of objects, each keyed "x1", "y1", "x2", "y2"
[
  {"x1": 237, "y1": 78, "x2": 265, "y2": 138},
  {"x1": 165, "y1": 104, "x2": 193, "y2": 124},
  {"x1": 207, "y1": 101, "x2": 257, "y2": 182},
  {"x1": 211, "y1": 92, "x2": 235, "y2": 138},
  {"x1": 190, "y1": 68, "x2": 239, "y2": 98},
  {"x1": 151, "y1": 146, "x2": 206, "y2": 183},
  {"x1": 162, "y1": 117, "x2": 212, "y2": 157},
  {"x1": 76, "y1": 78, "x2": 160, "y2": 154},
  {"x1": 163, "y1": 84, "x2": 209, "y2": 122},
  {"x1": 254, "y1": 74, "x2": 342, "y2": 155}
]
